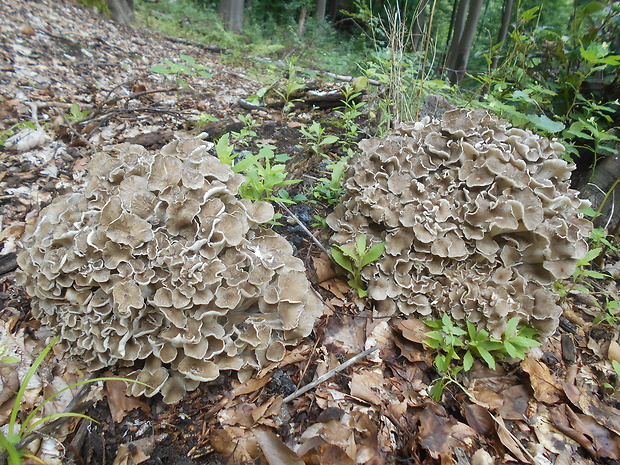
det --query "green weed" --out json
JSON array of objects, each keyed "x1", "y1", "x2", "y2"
[
  {"x1": 312, "y1": 160, "x2": 345, "y2": 206},
  {"x1": 0, "y1": 338, "x2": 149, "y2": 465},
  {"x1": 233, "y1": 145, "x2": 301, "y2": 205},
  {"x1": 299, "y1": 121, "x2": 339, "y2": 156},
  {"x1": 425, "y1": 316, "x2": 541, "y2": 401},
  {"x1": 150, "y1": 54, "x2": 212, "y2": 89},
  {"x1": 331, "y1": 234, "x2": 385, "y2": 298}
]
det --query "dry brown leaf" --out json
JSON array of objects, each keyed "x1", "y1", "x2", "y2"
[
  {"x1": 521, "y1": 358, "x2": 563, "y2": 404},
  {"x1": 298, "y1": 437, "x2": 356, "y2": 465},
  {"x1": 397, "y1": 318, "x2": 430, "y2": 345},
  {"x1": 493, "y1": 415, "x2": 529, "y2": 463},
  {"x1": 253, "y1": 428, "x2": 305, "y2": 465},
  {"x1": 418, "y1": 402, "x2": 477, "y2": 460},
  {"x1": 210, "y1": 426, "x2": 261, "y2": 461},
  {"x1": 106, "y1": 379, "x2": 150, "y2": 423},
  {"x1": 111, "y1": 434, "x2": 167, "y2": 465},
  {"x1": 608, "y1": 340, "x2": 620, "y2": 364},
  {"x1": 496, "y1": 385, "x2": 531, "y2": 421},
  {"x1": 349, "y1": 370, "x2": 384, "y2": 405},
  {"x1": 563, "y1": 368, "x2": 620, "y2": 436},
  {"x1": 463, "y1": 402, "x2": 494, "y2": 435},
  {"x1": 232, "y1": 373, "x2": 271, "y2": 397},
  {"x1": 313, "y1": 253, "x2": 337, "y2": 283},
  {"x1": 318, "y1": 278, "x2": 350, "y2": 300}
]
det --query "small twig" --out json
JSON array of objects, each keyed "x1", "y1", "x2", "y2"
[
  {"x1": 276, "y1": 201, "x2": 330, "y2": 256},
  {"x1": 282, "y1": 346, "x2": 378, "y2": 403}
]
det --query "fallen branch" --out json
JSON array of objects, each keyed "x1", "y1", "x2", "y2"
[
  {"x1": 276, "y1": 201, "x2": 330, "y2": 256},
  {"x1": 282, "y1": 346, "x2": 378, "y2": 403}
]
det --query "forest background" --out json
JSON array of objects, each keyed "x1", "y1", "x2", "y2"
[{"x1": 93, "y1": 0, "x2": 620, "y2": 223}]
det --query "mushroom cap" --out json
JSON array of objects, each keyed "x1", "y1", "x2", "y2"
[
  {"x1": 17, "y1": 136, "x2": 323, "y2": 404},
  {"x1": 328, "y1": 109, "x2": 591, "y2": 338}
]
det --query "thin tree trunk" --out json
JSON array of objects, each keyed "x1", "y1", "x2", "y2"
[
  {"x1": 105, "y1": 0, "x2": 135, "y2": 25},
  {"x1": 447, "y1": 0, "x2": 483, "y2": 83},
  {"x1": 412, "y1": 0, "x2": 429, "y2": 51},
  {"x1": 298, "y1": 5, "x2": 307, "y2": 36},
  {"x1": 445, "y1": 0, "x2": 470, "y2": 73},
  {"x1": 219, "y1": 0, "x2": 244, "y2": 32},
  {"x1": 491, "y1": 0, "x2": 514, "y2": 69},
  {"x1": 316, "y1": 0, "x2": 326, "y2": 20}
]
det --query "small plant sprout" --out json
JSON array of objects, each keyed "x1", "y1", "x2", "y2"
[
  {"x1": 0, "y1": 338, "x2": 150, "y2": 465},
  {"x1": 150, "y1": 54, "x2": 212, "y2": 89},
  {"x1": 65, "y1": 102, "x2": 90, "y2": 122},
  {"x1": 231, "y1": 113, "x2": 259, "y2": 144},
  {"x1": 232, "y1": 145, "x2": 301, "y2": 204},
  {"x1": 215, "y1": 133, "x2": 236, "y2": 166},
  {"x1": 593, "y1": 298, "x2": 620, "y2": 326},
  {"x1": 299, "y1": 121, "x2": 339, "y2": 156},
  {"x1": 602, "y1": 360, "x2": 620, "y2": 396},
  {"x1": 331, "y1": 234, "x2": 385, "y2": 297},
  {"x1": 555, "y1": 247, "x2": 609, "y2": 297},
  {"x1": 313, "y1": 160, "x2": 345, "y2": 205},
  {"x1": 424, "y1": 316, "x2": 540, "y2": 401}
]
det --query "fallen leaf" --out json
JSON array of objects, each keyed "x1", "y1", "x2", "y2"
[
  {"x1": 521, "y1": 358, "x2": 563, "y2": 404},
  {"x1": 418, "y1": 402, "x2": 477, "y2": 460},
  {"x1": 254, "y1": 428, "x2": 304, "y2": 465},
  {"x1": 210, "y1": 426, "x2": 261, "y2": 461},
  {"x1": 111, "y1": 434, "x2": 167, "y2": 465},
  {"x1": 397, "y1": 318, "x2": 430, "y2": 344},
  {"x1": 608, "y1": 340, "x2": 620, "y2": 364},
  {"x1": 350, "y1": 370, "x2": 384, "y2": 405},
  {"x1": 106, "y1": 379, "x2": 150, "y2": 423},
  {"x1": 493, "y1": 415, "x2": 529, "y2": 463},
  {"x1": 496, "y1": 385, "x2": 530, "y2": 421},
  {"x1": 298, "y1": 437, "x2": 356, "y2": 465},
  {"x1": 313, "y1": 253, "x2": 337, "y2": 283},
  {"x1": 463, "y1": 402, "x2": 494, "y2": 435}
]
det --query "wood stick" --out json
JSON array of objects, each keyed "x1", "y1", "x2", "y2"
[{"x1": 282, "y1": 346, "x2": 378, "y2": 403}]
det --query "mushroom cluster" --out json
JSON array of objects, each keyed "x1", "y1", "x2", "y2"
[
  {"x1": 327, "y1": 109, "x2": 591, "y2": 338},
  {"x1": 17, "y1": 138, "x2": 322, "y2": 404}
]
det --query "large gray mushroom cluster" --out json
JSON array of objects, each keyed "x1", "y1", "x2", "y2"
[
  {"x1": 17, "y1": 138, "x2": 322, "y2": 404},
  {"x1": 328, "y1": 109, "x2": 591, "y2": 338}
]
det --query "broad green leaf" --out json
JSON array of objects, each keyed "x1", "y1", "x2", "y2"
[
  {"x1": 504, "y1": 340, "x2": 517, "y2": 358},
  {"x1": 579, "y1": 247, "x2": 602, "y2": 265},
  {"x1": 582, "y1": 269, "x2": 609, "y2": 279},
  {"x1": 463, "y1": 350, "x2": 474, "y2": 371},
  {"x1": 477, "y1": 347, "x2": 496, "y2": 369},
  {"x1": 181, "y1": 54, "x2": 196, "y2": 66},
  {"x1": 527, "y1": 114, "x2": 565, "y2": 133},
  {"x1": 361, "y1": 242, "x2": 385, "y2": 267},
  {"x1": 521, "y1": 6, "x2": 540, "y2": 21},
  {"x1": 331, "y1": 247, "x2": 354, "y2": 274},
  {"x1": 356, "y1": 234, "x2": 367, "y2": 257},
  {"x1": 150, "y1": 64, "x2": 172, "y2": 74},
  {"x1": 505, "y1": 317, "x2": 519, "y2": 337},
  {"x1": 321, "y1": 135, "x2": 339, "y2": 145}
]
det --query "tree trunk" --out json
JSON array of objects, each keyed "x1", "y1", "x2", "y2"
[
  {"x1": 491, "y1": 0, "x2": 514, "y2": 69},
  {"x1": 219, "y1": 0, "x2": 244, "y2": 32},
  {"x1": 298, "y1": 5, "x2": 307, "y2": 36},
  {"x1": 105, "y1": 0, "x2": 135, "y2": 26},
  {"x1": 316, "y1": 0, "x2": 327, "y2": 20},
  {"x1": 446, "y1": 0, "x2": 483, "y2": 83},
  {"x1": 412, "y1": 0, "x2": 429, "y2": 51}
]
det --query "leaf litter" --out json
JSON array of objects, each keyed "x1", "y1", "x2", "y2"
[{"x1": 1, "y1": 0, "x2": 620, "y2": 463}]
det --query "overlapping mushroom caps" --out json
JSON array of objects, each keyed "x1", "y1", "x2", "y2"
[
  {"x1": 17, "y1": 137, "x2": 322, "y2": 404},
  {"x1": 327, "y1": 109, "x2": 591, "y2": 338}
]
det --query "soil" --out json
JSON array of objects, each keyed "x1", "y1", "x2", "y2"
[{"x1": 1, "y1": 1, "x2": 620, "y2": 464}]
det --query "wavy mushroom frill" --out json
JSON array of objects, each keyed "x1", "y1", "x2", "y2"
[
  {"x1": 17, "y1": 138, "x2": 323, "y2": 404},
  {"x1": 327, "y1": 109, "x2": 591, "y2": 338}
]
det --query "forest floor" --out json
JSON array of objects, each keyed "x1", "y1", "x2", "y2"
[{"x1": 1, "y1": 0, "x2": 620, "y2": 464}]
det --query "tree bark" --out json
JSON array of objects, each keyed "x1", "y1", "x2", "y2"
[
  {"x1": 412, "y1": 0, "x2": 429, "y2": 51},
  {"x1": 491, "y1": 0, "x2": 514, "y2": 69},
  {"x1": 316, "y1": 0, "x2": 327, "y2": 20},
  {"x1": 219, "y1": 0, "x2": 244, "y2": 32},
  {"x1": 105, "y1": 0, "x2": 135, "y2": 26},
  {"x1": 446, "y1": 0, "x2": 483, "y2": 83}
]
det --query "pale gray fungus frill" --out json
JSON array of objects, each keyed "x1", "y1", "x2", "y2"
[
  {"x1": 327, "y1": 109, "x2": 591, "y2": 338},
  {"x1": 17, "y1": 137, "x2": 322, "y2": 404}
]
